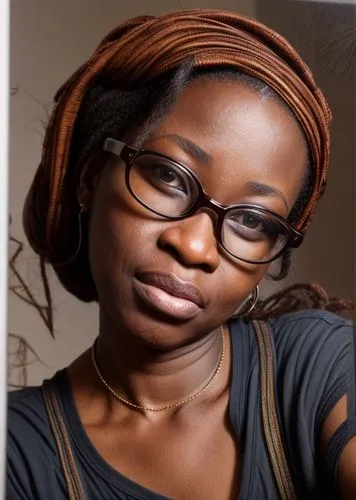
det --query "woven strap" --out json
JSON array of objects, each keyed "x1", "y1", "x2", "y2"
[
  {"x1": 252, "y1": 320, "x2": 297, "y2": 500},
  {"x1": 42, "y1": 379, "x2": 86, "y2": 500}
]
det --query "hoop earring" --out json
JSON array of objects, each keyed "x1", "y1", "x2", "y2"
[
  {"x1": 231, "y1": 285, "x2": 259, "y2": 319},
  {"x1": 53, "y1": 202, "x2": 85, "y2": 267}
]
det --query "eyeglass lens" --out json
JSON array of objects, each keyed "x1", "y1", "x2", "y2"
[{"x1": 129, "y1": 152, "x2": 289, "y2": 263}]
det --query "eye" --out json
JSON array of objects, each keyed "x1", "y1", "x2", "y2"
[
  {"x1": 153, "y1": 164, "x2": 185, "y2": 190},
  {"x1": 239, "y1": 212, "x2": 264, "y2": 230},
  {"x1": 137, "y1": 157, "x2": 193, "y2": 197},
  {"x1": 130, "y1": 153, "x2": 200, "y2": 217},
  {"x1": 226, "y1": 209, "x2": 282, "y2": 242},
  {"x1": 229, "y1": 212, "x2": 265, "y2": 233}
]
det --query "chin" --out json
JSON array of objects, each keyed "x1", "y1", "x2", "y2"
[{"x1": 102, "y1": 296, "x2": 209, "y2": 353}]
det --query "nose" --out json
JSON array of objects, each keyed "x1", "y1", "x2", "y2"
[{"x1": 157, "y1": 212, "x2": 219, "y2": 272}]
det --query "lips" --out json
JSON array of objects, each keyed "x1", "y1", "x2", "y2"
[
  {"x1": 134, "y1": 272, "x2": 205, "y2": 321},
  {"x1": 136, "y1": 272, "x2": 205, "y2": 307}
]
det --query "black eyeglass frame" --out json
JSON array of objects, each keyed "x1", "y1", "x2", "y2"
[{"x1": 103, "y1": 137, "x2": 304, "y2": 264}]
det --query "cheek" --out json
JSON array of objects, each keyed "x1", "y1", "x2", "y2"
[
  {"x1": 87, "y1": 168, "x2": 166, "y2": 295},
  {"x1": 90, "y1": 165, "x2": 143, "y2": 241},
  {"x1": 87, "y1": 173, "x2": 138, "y2": 286},
  {"x1": 89, "y1": 201, "x2": 143, "y2": 280},
  {"x1": 210, "y1": 258, "x2": 268, "y2": 317}
]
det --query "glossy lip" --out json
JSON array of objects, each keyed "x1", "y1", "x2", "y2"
[
  {"x1": 136, "y1": 272, "x2": 205, "y2": 307},
  {"x1": 133, "y1": 272, "x2": 205, "y2": 321}
]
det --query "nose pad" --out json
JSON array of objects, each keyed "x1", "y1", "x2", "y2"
[{"x1": 157, "y1": 211, "x2": 219, "y2": 271}]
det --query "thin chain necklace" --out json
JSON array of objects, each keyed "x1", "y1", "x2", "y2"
[{"x1": 91, "y1": 326, "x2": 226, "y2": 412}]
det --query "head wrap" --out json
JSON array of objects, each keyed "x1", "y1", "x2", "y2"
[{"x1": 37, "y1": 9, "x2": 332, "y2": 247}]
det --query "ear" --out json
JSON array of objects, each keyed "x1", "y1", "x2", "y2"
[{"x1": 77, "y1": 158, "x2": 102, "y2": 211}]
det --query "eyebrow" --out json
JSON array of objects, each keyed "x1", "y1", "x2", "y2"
[
  {"x1": 152, "y1": 134, "x2": 289, "y2": 210},
  {"x1": 246, "y1": 181, "x2": 289, "y2": 211},
  {"x1": 162, "y1": 134, "x2": 212, "y2": 164}
]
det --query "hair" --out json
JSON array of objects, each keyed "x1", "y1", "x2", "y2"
[{"x1": 23, "y1": 10, "x2": 353, "y2": 321}]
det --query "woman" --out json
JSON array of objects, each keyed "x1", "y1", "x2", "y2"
[{"x1": 7, "y1": 9, "x2": 356, "y2": 500}]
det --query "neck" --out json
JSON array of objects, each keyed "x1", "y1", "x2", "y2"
[{"x1": 93, "y1": 314, "x2": 228, "y2": 414}]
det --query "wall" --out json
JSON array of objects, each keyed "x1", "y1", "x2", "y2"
[
  {"x1": 9, "y1": 0, "x2": 257, "y2": 386},
  {"x1": 257, "y1": 0, "x2": 355, "y2": 299}
]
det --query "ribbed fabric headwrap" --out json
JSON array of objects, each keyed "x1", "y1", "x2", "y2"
[{"x1": 35, "y1": 9, "x2": 332, "y2": 252}]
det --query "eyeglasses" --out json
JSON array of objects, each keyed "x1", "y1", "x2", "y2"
[{"x1": 103, "y1": 137, "x2": 304, "y2": 264}]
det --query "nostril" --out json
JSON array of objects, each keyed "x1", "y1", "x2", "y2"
[
  {"x1": 158, "y1": 240, "x2": 181, "y2": 262},
  {"x1": 200, "y1": 261, "x2": 213, "y2": 273}
]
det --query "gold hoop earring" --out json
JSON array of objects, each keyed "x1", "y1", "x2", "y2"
[{"x1": 231, "y1": 285, "x2": 259, "y2": 319}]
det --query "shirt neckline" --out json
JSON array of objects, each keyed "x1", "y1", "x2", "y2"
[{"x1": 54, "y1": 319, "x2": 251, "y2": 500}]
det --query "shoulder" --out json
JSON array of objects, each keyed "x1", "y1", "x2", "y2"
[
  {"x1": 9, "y1": 384, "x2": 46, "y2": 417},
  {"x1": 8, "y1": 381, "x2": 54, "y2": 457},
  {"x1": 268, "y1": 309, "x2": 353, "y2": 365},
  {"x1": 7, "y1": 375, "x2": 64, "y2": 499},
  {"x1": 8, "y1": 384, "x2": 50, "y2": 441},
  {"x1": 267, "y1": 310, "x2": 354, "y2": 424},
  {"x1": 229, "y1": 309, "x2": 353, "y2": 380},
  {"x1": 234, "y1": 309, "x2": 353, "y2": 372},
  {"x1": 8, "y1": 368, "x2": 70, "y2": 428},
  {"x1": 269, "y1": 307, "x2": 352, "y2": 336},
  {"x1": 232, "y1": 310, "x2": 354, "y2": 425},
  {"x1": 267, "y1": 311, "x2": 356, "y2": 497}
]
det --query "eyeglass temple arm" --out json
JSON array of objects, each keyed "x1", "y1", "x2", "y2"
[
  {"x1": 103, "y1": 138, "x2": 138, "y2": 162},
  {"x1": 290, "y1": 231, "x2": 304, "y2": 248}
]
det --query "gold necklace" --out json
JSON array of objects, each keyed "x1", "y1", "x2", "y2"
[{"x1": 91, "y1": 326, "x2": 226, "y2": 412}]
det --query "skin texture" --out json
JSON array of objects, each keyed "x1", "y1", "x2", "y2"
[
  {"x1": 68, "y1": 79, "x2": 312, "y2": 498},
  {"x1": 90, "y1": 79, "x2": 306, "y2": 353}
]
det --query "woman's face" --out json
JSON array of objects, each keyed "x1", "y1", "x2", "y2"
[{"x1": 88, "y1": 79, "x2": 308, "y2": 349}]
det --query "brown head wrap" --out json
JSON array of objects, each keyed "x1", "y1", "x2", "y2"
[{"x1": 33, "y1": 9, "x2": 332, "y2": 252}]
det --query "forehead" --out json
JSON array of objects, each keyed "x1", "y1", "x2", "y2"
[{"x1": 145, "y1": 78, "x2": 308, "y2": 213}]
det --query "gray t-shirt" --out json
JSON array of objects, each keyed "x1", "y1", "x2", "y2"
[{"x1": 7, "y1": 310, "x2": 356, "y2": 499}]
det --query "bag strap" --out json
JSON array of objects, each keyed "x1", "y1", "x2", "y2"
[
  {"x1": 42, "y1": 379, "x2": 86, "y2": 500},
  {"x1": 252, "y1": 319, "x2": 297, "y2": 500},
  {"x1": 41, "y1": 322, "x2": 295, "y2": 500}
]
